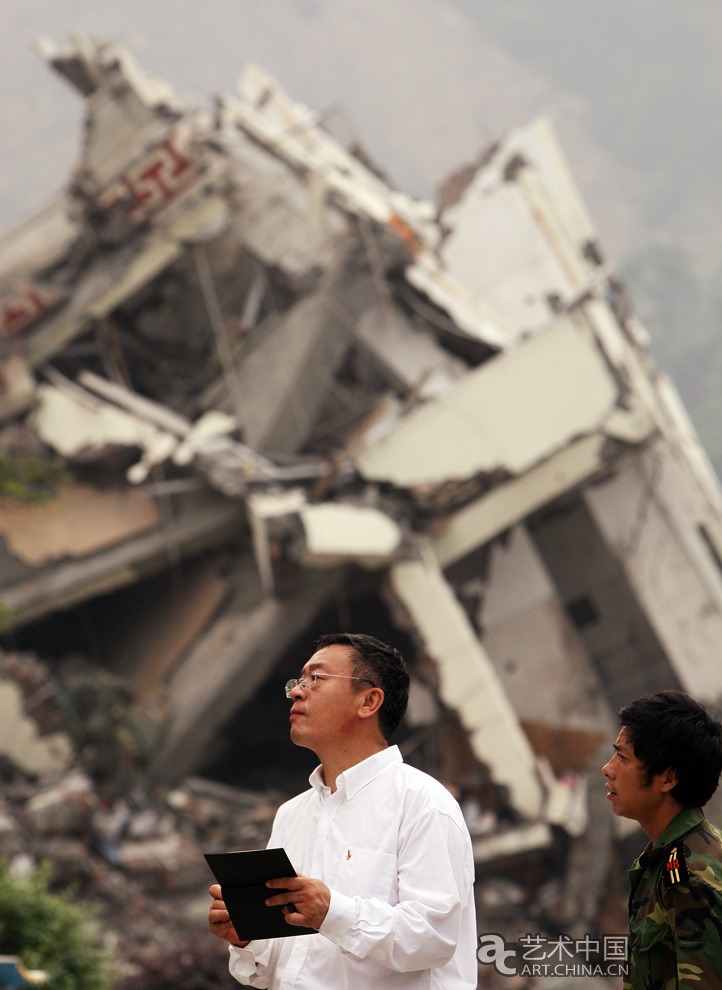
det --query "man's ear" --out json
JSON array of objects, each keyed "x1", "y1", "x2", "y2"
[
  {"x1": 659, "y1": 766, "x2": 678, "y2": 793},
  {"x1": 357, "y1": 687, "x2": 384, "y2": 720}
]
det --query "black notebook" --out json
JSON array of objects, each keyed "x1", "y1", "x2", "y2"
[{"x1": 205, "y1": 847, "x2": 318, "y2": 940}]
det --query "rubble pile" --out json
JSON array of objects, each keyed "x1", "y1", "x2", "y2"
[
  {"x1": 2, "y1": 29, "x2": 722, "y2": 987},
  {"x1": 0, "y1": 654, "x2": 280, "y2": 988}
]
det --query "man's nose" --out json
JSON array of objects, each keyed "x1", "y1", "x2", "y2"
[
  {"x1": 602, "y1": 758, "x2": 613, "y2": 778},
  {"x1": 290, "y1": 681, "x2": 307, "y2": 700}
]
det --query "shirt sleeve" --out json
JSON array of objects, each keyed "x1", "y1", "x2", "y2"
[
  {"x1": 228, "y1": 942, "x2": 278, "y2": 989},
  {"x1": 318, "y1": 804, "x2": 474, "y2": 972},
  {"x1": 673, "y1": 881, "x2": 722, "y2": 989}
]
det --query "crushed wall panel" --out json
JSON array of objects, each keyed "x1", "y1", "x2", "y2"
[
  {"x1": 584, "y1": 449, "x2": 722, "y2": 702},
  {"x1": 529, "y1": 494, "x2": 682, "y2": 714},
  {"x1": 479, "y1": 525, "x2": 613, "y2": 735},
  {"x1": 357, "y1": 315, "x2": 619, "y2": 487}
]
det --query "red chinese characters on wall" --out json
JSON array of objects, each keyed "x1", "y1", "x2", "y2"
[
  {"x1": 95, "y1": 124, "x2": 197, "y2": 225},
  {"x1": 0, "y1": 283, "x2": 61, "y2": 338}
]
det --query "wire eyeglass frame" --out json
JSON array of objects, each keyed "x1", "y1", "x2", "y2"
[{"x1": 284, "y1": 672, "x2": 376, "y2": 699}]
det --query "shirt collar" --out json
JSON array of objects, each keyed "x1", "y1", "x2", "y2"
[
  {"x1": 637, "y1": 806, "x2": 705, "y2": 865},
  {"x1": 309, "y1": 745, "x2": 403, "y2": 799},
  {"x1": 653, "y1": 806, "x2": 704, "y2": 848}
]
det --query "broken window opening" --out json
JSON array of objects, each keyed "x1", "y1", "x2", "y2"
[
  {"x1": 566, "y1": 594, "x2": 600, "y2": 630},
  {"x1": 528, "y1": 495, "x2": 682, "y2": 714}
]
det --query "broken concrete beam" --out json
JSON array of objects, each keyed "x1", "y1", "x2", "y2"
[
  {"x1": 32, "y1": 377, "x2": 263, "y2": 492},
  {"x1": 0, "y1": 194, "x2": 78, "y2": 288},
  {"x1": 0, "y1": 491, "x2": 244, "y2": 630},
  {"x1": 30, "y1": 380, "x2": 179, "y2": 484},
  {"x1": 653, "y1": 372, "x2": 722, "y2": 564},
  {"x1": 247, "y1": 489, "x2": 402, "y2": 574},
  {"x1": 214, "y1": 226, "x2": 410, "y2": 456},
  {"x1": 297, "y1": 501, "x2": 402, "y2": 568},
  {"x1": 151, "y1": 559, "x2": 344, "y2": 782},
  {"x1": 35, "y1": 374, "x2": 321, "y2": 495},
  {"x1": 475, "y1": 524, "x2": 615, "y2": 761},
  {"x1": 432, "y1": 434, "x2": 609, "y2": 569},
  {"x1": 389, "y1": 546, "x2": 543, "y2": 818},
  {"x1": 25, "y1": 193, "x2": 230, "y2": 367},
  {"x1": 0, "y1": 483, "x2": 161, "y2": 568},
  {"x1": 197, "y1": 296, "x2": 322, "y2": 450},
  {"x1": 355, "y1": 313, "x2": 621, "y2": 488},
  {"x1": 77, "y1": 370, "x2": 192, "y2": 435}
]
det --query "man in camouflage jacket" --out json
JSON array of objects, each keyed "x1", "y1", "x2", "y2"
[{"x1": 603, "y1": 691, "x2": 722, "y2": 989}]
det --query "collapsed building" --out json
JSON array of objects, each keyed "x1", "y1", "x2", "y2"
[{"x1": 2, "y1": 29, "x2": 722, "y2": 986}]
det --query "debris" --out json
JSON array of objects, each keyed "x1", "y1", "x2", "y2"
[
  {"x1": 24, "y1": 772, "x2": 96, "y2": 835},
  {"x1": 0, "y1": 483, "x2": 160, "y2": 566},
  {"x1": 0, "y1": 676, "x2": 73, "y2": 776},
  {"x1": 472, "y1": 822, "x2": 554, "y2": 864}
]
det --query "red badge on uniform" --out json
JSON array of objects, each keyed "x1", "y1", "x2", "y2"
[{"x1": 663, "y1": 844, "x2": 690, "y2": 887}]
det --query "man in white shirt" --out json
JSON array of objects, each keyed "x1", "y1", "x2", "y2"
[{"x1": 208, "y1": 631, "x2": 478, "y2": 988}]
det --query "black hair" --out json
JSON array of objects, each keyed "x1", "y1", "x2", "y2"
[
  {"x1": 313, "y1": 632, "x2": 409, "y2": 741},
  {"x1": 619, "y1": 690, "x2": 722, "y2": 807}
]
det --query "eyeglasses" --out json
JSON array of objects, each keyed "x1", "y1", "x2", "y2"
[{"x1": 284, "y1": 672, "x2": 376, "y2": 698}]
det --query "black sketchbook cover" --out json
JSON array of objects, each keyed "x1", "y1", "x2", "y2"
[{"x1": 204, "y1": 847, "x2": 317, "y2": 940}]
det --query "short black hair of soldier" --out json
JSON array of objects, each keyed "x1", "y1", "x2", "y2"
[
  {"x1": 313, "y1": 632, "x2": 410, "y2": 741},
  {"x1": 619, "y1": 690, "x2": 722, "y2": 807}
]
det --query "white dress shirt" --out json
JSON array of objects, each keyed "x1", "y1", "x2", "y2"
[{"x1": 228, "y1": 745, "x2": 477, "y2": 989}]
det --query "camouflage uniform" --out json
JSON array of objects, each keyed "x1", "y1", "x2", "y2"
[{"x1": 625, "y1": 806, "x2": 722, "y2": 989}]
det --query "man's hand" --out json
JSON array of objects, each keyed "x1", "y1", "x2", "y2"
[
  {"x1": 265, "y1": 875, "x2": 331, "y2": 929},
  {"x1": 208, "y1": 883, "x2": 251, "y2": 948}
]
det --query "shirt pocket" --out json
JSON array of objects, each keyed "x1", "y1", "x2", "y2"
[
  {"x1": 632, "y1": 915, "x2": 670, "y2": 953},
  {"x1": 630, "y1": 914, "x2": 675, "y2": 985},
  {"x1": 333, "y1": 847, "x2": 396, "y2": 901}
]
